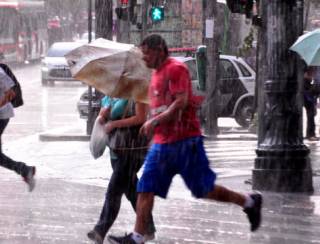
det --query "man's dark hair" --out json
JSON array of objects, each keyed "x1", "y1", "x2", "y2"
[{"x1": 140, "y1": 34, "x2": 168, "y2": 57}]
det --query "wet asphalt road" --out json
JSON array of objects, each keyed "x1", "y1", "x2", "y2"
[{"x1": 1, "y1": 134, "x2": 320, "y2": 244}]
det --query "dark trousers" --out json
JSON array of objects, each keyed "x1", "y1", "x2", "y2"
[
  {"x1": 304, "y1": 100, "x2": 317, "y2": 138},
  {"x1": 94, "y1": 148, "x2": 155, "y2": 239},
  {"x1": 0, "y1": 119, "x2": 29, "y2": 177}
]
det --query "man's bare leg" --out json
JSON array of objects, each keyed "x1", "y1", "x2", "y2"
[
  {"x1": 134, "y1": 192, "x2": 155, "y2": 235},
  {"x1": 205, "y1": 184, "x2": 246, "y2": 206}
]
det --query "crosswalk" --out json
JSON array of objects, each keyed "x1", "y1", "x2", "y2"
[
  {"x1": 203, "y1": 138, "x2": 320, "y2": 177},
  {"x1": 203, "y1": 139, "x2": 257, "y2": 178}
]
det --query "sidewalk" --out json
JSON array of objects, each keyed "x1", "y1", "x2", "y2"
[{"x1": 1, "y1": 126, "x2": 320, "y2": 243}]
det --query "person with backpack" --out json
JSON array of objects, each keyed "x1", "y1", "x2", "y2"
[{"x1": 0, "y1": 59, "x2": 36, "y2": 192}]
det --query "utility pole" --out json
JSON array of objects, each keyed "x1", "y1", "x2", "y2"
[
  {"x1": 86, "y1": 0, "x2": 94, "y2": 135},
  {"x1": 86, "y1": 0, "x2": 114, "y2": 135},
  {"x1": 203, "y1": 0, "x2": 219, "y2": 136},
  {"x1": 253, "y1": 0, "x2": 313, "y2": 192},
  {"x1": 141, "y1": 0, "x2": 149, "y2": 41}
]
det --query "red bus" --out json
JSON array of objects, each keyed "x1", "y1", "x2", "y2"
[{"x1": 0, "y1": 0, "x2": 48, "y2": 63}]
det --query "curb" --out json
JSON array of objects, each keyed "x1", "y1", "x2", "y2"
[
  {"x1": 39, "y1": 133, "x2": 90, "y2": 142},
  {"x1": 203, "y1": 133, "x2": 257, "y2": 141},
  {"x1": 39, "y1": 132, "x2": 257, "y2": 142}
]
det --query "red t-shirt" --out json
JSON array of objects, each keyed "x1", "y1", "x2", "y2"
[{"x1": 149, "y1": 57, "x2": 202, "y2": 144}]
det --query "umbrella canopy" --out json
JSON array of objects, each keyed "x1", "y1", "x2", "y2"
[
  {"x1": 65, "y1": 38, "x2": 151, "y2": 103},
  {"x1": 290, "y1": 29, "x2": 320, "y2": 66}
]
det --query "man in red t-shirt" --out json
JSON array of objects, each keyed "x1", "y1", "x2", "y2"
[{"x1": 108, "y1": 34, "x2": 262, "y2": 244}]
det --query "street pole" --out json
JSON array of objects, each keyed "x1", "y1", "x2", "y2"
[
  {"x1": 86, "y1": 0, "x2": 114, "y2": 135},
  {"x1": 86, "y1": 0, "x2": 94, "y2": 135},
  {"x1": 253, "y1": 0, "x2": 313, "y2": 192},
  {"x1": 203, "y1": 0, "x2": 219, "y2": 136},
  {"x1": 141, "y1": 0, "x2": 149, "y2": 41}
]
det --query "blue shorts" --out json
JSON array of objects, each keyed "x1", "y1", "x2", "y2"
[{"x1": 137, "y1": 136, "x2": 216, "y2": 198}]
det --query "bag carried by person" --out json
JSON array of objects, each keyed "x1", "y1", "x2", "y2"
[
  {"x1": 107, "y1": 125, "x2": 149, "y2": 150},
  {"x1": 106, "y1": 99, "x2": 150, "y2": 150},
  {"x1": 0, "y1": 63, "x2": 24, "y2": 107},
  {"x1": 89, "y1": 117, "x2": 109, "y2": 159}
]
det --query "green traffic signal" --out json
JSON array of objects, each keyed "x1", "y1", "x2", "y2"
[{"x1": 150, "y1": 6, "x2": 164, "y2": 22}]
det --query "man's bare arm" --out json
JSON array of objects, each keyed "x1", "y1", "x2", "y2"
[{"x1": 140, "y1": 92, "x2": 188, "y2": 136}]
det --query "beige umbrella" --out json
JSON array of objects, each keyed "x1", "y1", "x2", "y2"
[{"x1": 65, "y1": 38, "x2": 151, "y2": 103}]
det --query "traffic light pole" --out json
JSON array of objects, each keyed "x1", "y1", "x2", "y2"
[
  {"x1": 116, "y1": 1, "x2": 130, "y2": 43},
  {"x1": 141, "y1": 0, "x2": 149, "y2": 40}
]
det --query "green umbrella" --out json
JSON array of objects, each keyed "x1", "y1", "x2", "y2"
[{"x1": 290, "y1": 29, "x2": 320, "y2": 66}]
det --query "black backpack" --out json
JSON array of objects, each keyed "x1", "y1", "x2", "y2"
[{"x1": 0, "y1": 63, "x2": 23, "y2": 108}]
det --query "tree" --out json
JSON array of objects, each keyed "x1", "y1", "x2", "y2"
[{"x1": 95, "y1": 0, "x2": 113, "y2": 40}]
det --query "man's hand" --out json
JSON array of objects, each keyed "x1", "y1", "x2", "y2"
[
  {"x1": 6, "y1": 89, "x2": 16, "y2": 101},
  {"x1": 140, "y1": 118, "x2": 158, "y2": 138},
  {"x1": 0, "y1": 89, "x2": 15, "y2": 107}
]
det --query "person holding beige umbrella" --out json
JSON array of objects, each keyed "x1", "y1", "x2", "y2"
[{"x1": 65, "y1": 39, "x2": 155, "y2": 244}]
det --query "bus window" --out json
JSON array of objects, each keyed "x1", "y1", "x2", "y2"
[{"x1": 0, "y1": 9, "x2": 18, "y2": 44}]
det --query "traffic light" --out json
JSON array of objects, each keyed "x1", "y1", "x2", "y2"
[
  {"x1": 116, "y1": 0, "x2": 137, "y2": 23},
  {"x1": 226, "y1": 0, "x2": 253, "y2": 18},
  {"x1": 120, "y1": 0, "x2": 129, "y2": 5},
  {"x1": 150, "y1": 6, "x2": 164, "y2": 22},
  {"x1": 115, "y1": 7, "x2": 128, "y2": 20}
]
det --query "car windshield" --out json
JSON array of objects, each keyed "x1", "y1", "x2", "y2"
[{"x1": 47, "y1": 44, "x2": 81, "y2": 57}]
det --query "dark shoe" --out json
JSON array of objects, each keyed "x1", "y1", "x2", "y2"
[
  {"x1": 23, "y1": 166, "x2": 36, "y2": 192},
  {"x1": 87, "y1": 229, "x2": 103, "y2": 244},
  {"x1": 108, "y1": 233, "x2": 139, "y2": 244},
  {"x1": 243, "y1": 193, "x2": 262, "y2": 232}
]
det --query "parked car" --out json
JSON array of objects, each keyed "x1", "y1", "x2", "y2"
[
  {"x1": 41, "y1": 42, "x2": 84, "y2": 86},
  {"x1": 175, "y1": 55, "x2": 256, "y2": 128},
  {"x1": 77, "y1": 90, "x2": 103, "y2": 119},
  {"x1": 76, "y1": 54, "x2": 256, "y2": 128}
]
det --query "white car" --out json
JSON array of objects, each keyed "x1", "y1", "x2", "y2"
[
  {"x1": 41, "y1": 42, "x2": 84, "y2": 86},
  {"x1": 174, "y1": 55, "x2": 256, "y2": 127}
]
